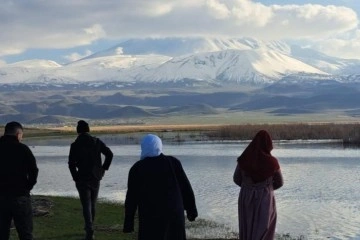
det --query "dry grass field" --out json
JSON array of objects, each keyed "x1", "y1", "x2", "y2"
[
  {"x1": 0, "y1": 121, "x2": 359, "y2": 142},
  {"x1": 48, "y1": 124, "x2": 224, "y2": 134}
]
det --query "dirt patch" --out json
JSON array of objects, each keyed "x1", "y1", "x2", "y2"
[{"x1": 32, "y1": 197, "x2": 54, "y2": 217}]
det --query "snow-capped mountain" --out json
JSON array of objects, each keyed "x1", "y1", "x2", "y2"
[
  {"x1": 1, "y1": 37, "x2": 360, "y2": 125},
  {"x1": 0, "y1": 37, "x2": 359, "y2": 86},
  {"x1": 82, "y1": 37, "x2": 291, "y2": 59},
  {"x1": 132, "y1": 49, "x2": 326, "y2": 84},
  {"x1": 290, "y1": 45, "x2": 360, "y2": 75}
]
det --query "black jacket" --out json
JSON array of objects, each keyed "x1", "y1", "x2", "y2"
[
  {"x1": 68, "y1": 133, "x2": 113, "y2": 181},
  {"x1": 0, "y1": 135, "x2": 39, "y2": 196},
  {"x1": 124, "y1": 154, "x2": 197, "y2": 240}
]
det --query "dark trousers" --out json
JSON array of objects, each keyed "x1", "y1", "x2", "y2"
[
  {"x1": 76, "y1": 180, "x2": 100, "y2": 233},
  {"x1": 0, "y1": 195, "x2": 33, "y2": 240}
]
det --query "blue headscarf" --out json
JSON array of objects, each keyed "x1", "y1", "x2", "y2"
[{"x1": 140, "y1": 134, "x2": 163, "y2": 160}]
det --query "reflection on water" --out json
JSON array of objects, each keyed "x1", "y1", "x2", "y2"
[{"x1": 27, "y1": 138, "x2": 360, "y2": 240}]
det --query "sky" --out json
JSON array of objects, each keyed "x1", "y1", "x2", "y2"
[{"x1": 0, "y1": 0, "x2": 359, "y2": 65}]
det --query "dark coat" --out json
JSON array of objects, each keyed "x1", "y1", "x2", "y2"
[
  {"x1": 0, "y1": 135, "x2": 38, "y2": 196},
  {"x1": 68, "y1": 133, "x2": 113, "y2": 181},
  {"x1": 123, "y1": 154, "x2": 197, "y2": 240}
]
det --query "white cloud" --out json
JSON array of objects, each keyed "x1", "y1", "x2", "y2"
[
  {"x1": 0, "y1": 0, "x2": 358, "y2": 57},
  {"x1": 312, "y1": 30, "x2": 360, "y2": 59},
  {"x1": 268, "y1": 4, "x2": 358, "y2": 39},
  {"x1": 205, "y1": 0, "x2": 231, "y2": 19},
  {"x1": 116, "y1": 47, "x2": 124, "y2": 55},
  {"x1": 0, "y1": 47, "x2": 24, "y2": 56},
  {"x1": 63, "y1": 50, "x2": 93, "y2": 62},
  {"x1": 231, "y1": 0, "x2": 273, "y2": 27}
]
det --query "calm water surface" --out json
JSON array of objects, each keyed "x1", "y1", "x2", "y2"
[{"x1": 25, "y1": 137, "x2": 360, "y2": 240}]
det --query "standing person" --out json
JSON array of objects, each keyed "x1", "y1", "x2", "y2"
[
  {"x1": 0, "y1": 121, "x2": 39, "y2": 240},
  {"x1": 233, "y1": 130, "x2": 284, "y2": 240},
  {"x1": 68, "y1": 120, "x2": 113, "y2": 240},
  {"x1": 123, "y1": 134, "x2": 198, "y2": 240}
]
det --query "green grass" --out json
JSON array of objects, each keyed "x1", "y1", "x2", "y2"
[
  {"x1": 10, "y1": 195, "x2": 136, "y2": 240},
  {"x1": 8, "y1": 196, "x2": 304, "y2": 240},
  {"x1": 9, "y1": 195, "x2": 236, "y2": 240}
]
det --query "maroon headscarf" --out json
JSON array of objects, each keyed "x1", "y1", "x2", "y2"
[{"x1": 237, "y1": 130, "x2": 280, "y2": 183}]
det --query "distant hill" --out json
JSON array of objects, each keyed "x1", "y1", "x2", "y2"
[{"x1": 0, "y1": 37, "x2": 359, "y2": 124}]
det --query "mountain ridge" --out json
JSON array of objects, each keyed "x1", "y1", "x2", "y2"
[{"x1": 2, "y1": 37, "x2": 356, "y2": 86}]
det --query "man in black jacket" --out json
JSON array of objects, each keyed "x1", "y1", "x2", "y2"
[
  {"x1": 0, "y1": 121, "x2": 39, "y2": 240},
  {"x1": 68, "y1": 120, "x2": 113, "y2": 240}
]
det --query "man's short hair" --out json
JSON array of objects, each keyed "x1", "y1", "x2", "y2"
[
  {"x1": 4, "y1": 121, "x2": 23, "y2": 135},
  {"x1": 76, "y1": 120, "x2": 90, "y2": 134}
]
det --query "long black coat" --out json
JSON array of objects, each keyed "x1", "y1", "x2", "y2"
[{"x1": 124, "y1": 154, "x2": 197, "y2": 240}]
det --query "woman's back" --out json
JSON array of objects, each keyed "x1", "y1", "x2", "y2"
[
  {"x1": 234, "y1": 130, "x2": 283, "y2": 240},
  {"x1": 238, "y1": 172, "x2": 276, "y2": 240}
]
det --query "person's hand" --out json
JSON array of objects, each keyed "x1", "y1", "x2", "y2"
[
  {"x1": 123, "y1": 226, "x2": 134, "y2": 233},
  {"x1": 123, "y1": 220, "x2": 134, "y2": 233},
  {"x1": 73, "y1": 173, "x2": 79, "y2": 182},
  {"x1": 187, "y1": 211, "x2": 198, "y2": 222}
]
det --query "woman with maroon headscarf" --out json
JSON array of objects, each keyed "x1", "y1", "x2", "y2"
[{"x1": 233, "y1": 130, "x2": 283, "y2": 240}]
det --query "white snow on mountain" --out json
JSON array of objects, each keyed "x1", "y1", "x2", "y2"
[
  {"x1": 0, "y1": 60, "x2": 62, "y2": 84},
  {"x1": 0, "y1": 37, "x2": 359, "y2": 86},
  {"x1": 290, "y1": 45, "x2": 360, "y2": 75},
  {"x1": 84, "y1": 37, "x2": 291, "y2": 59},
  {"x1": 133, "y1": 49, "x2": 326, "y2": 84},
  {"x1": 59, "y1": 54, "x2": 171, "y2": 82},
  {"x1": 7, "y1": 59, "x2": 62, "y2": 68}
]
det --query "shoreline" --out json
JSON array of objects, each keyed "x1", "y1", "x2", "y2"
[
  {"x1": 29, "y1": 195, "x2": 302, "y2": 240},
  {"x1": 20, "y1": 122, "x2": 360, "y2": 144}
]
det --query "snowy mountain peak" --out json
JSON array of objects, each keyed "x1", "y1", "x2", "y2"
[
  {"x1": 1, "y1": 37, "x2": 360, "y2": 86},
  {"x1": 81, "y1": 37, "x2": 292, "y2": 61},
  {"x1": 8, "y1": 59, "x2": 62, "y2": 68}
]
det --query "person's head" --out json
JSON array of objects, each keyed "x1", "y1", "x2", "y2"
[
  {"x1": 76, "y1": 120, "x2": 90, "y2": 134},
  {"x1": 253, "y1": 129, "x2": 273, "y2": 153},
  {"x1": 4, "y1": 121, "x2": 24, "y2": 141},
  {"x1": 237, "y1": 129, "x2": 279, "y2": 182},
  {"x1": 140, "y1": 134, "x2": 163, "y2": 160}
]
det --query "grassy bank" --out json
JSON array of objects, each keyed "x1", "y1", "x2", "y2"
[
  {"x1": 10, "y1": 195, "x2": 237, "y2": 240},
  {"x1": 10, "y1": 195, "x2": 135, "y2": 240},
  {"x1": 9, "y1": 195, "x2": 305, "y2": 240}
]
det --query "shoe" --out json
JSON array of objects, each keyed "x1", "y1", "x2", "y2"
[{"x1": 85, "y1": 230, "x2": 95, "y2": 240}]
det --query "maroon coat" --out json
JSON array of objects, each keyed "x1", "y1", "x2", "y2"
[{"x1": 234, "y1": 130, "x2": 283, "y2": 240}]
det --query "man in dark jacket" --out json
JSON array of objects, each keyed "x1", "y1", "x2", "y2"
[
  {"x1": 68, "y1": 120, "x2": 113, "y2": 240},
  {"x1": 0, "y1": 121, "x2": 39, "y2": 240},
  {"x1": 123, "y1": 134, "x2": 197, "y2": 240}
]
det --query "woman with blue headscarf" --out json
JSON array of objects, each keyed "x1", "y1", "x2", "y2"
[{"x1": 123, "y1": 134, "x2": 198, "y2": 240}]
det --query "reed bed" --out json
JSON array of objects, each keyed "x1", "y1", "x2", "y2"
[{"x1": 206, "y1": 123, "x2": 360, "y2": 142}]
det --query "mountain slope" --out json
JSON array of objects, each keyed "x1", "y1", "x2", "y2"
[
  {"x1": 290, "y1": 45, "x2": 360, "y2": 75},
  {"x1": 1, "y1": 37, "x2": 359, "y2": 86},
  {"x1": 134, "y1": 49, "x2": 326, "y2": 84}
]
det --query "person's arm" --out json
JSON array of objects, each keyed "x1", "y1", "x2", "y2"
[
  {"x1": 233, "y1": 163, "x2": 242, "y2": 187},
  {"x1": 173, "y1": 158, "x2": 198, "y2": 222},
  {"x1": 68, "y1": 144, "x2": 79, "y2": 181},
  {"x1": 123, "y1": 165, "x2": 138, "y2": 233},
  {"x1": 273, "y1": 169, "x2": 284, "y2": 190},
  {"x1": 25, "y1": 146, "x2": 39, "y2": 190},
  {"x1": 99, "y1": 140, "x2": 113, "y2": 170}
]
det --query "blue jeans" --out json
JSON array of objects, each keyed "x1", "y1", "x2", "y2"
[
  {"x1": 76, "y1": 180, "x2": 100, "y2": 233},
  {"x1": 0, "y1": 195, "x2": 33, "y2": 240}
]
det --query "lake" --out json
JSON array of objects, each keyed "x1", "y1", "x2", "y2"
[{"x1": 25, "y1": 135, "x2": 360, "y2": 240}]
